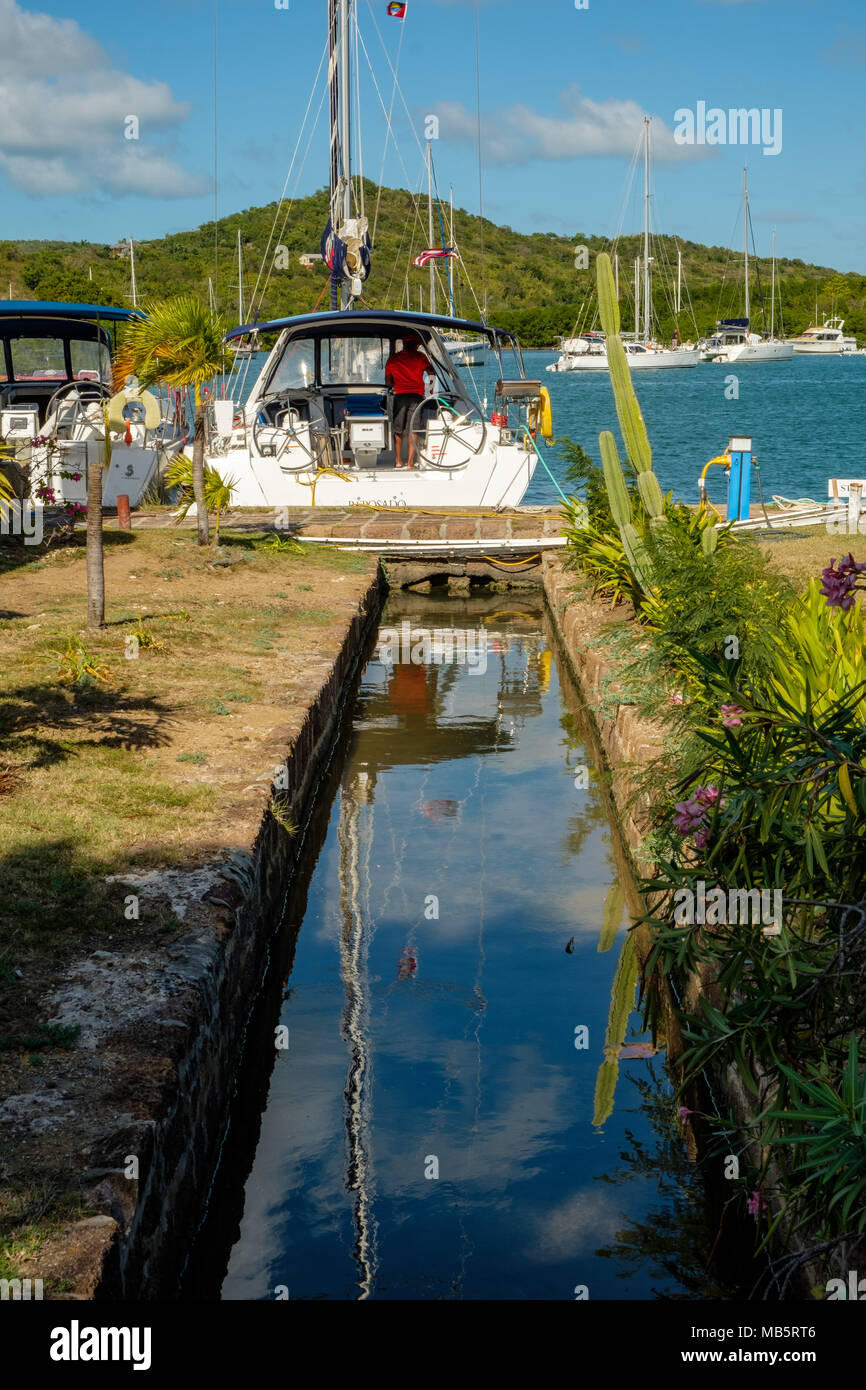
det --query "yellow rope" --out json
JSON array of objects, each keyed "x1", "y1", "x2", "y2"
[{"x1": 479, "y1": 552, "x2": 542, "y2": 567}]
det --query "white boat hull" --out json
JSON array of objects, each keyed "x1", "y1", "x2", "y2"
[
  {"x1": 209, "y1": 436, "x2": 537, "y2": 509},
  {"x1": 547, "y1": 347, "x2": 700, "y2": 372},
  {"x1": 704, "y1": 340, "x2": 794, "y2": 364}
]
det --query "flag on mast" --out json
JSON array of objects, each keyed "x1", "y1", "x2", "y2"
[{"x1": 387, "y1": 2, "x2": 407, "y2": 17}]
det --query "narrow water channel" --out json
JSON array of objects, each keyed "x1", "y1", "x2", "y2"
[{"x1": 186, "y1": 593, "x2": 744, "y2": 1301}]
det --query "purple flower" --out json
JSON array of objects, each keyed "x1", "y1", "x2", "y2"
[
  {"x1": 720, "y1": 704, "x2": 744, "y2": 727},
  {"x1": 673, "y1": 797, "x2": 705, "y2": 835},
  {"x1": 677, "y1": 1106, "x2": 693, "y2": 1120},
  {"x1": 696, "y1": 785, "x2": 720, "y2": 807},
  {"x1": 747, "y1": 1190, "x2": 768, "y2": 1220},
  {"x1": 820, "y1": 554, "x2": 866, "y2": 612},
  {"x1": 672, "y1": 785, "x2": 722, "y2": 844}
]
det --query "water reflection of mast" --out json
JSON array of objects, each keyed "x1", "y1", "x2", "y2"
[{"x1": 337, "y1": 767, "x2": 378, "y2": 1299}]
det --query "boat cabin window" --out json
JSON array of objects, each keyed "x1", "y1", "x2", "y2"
[
  {"x1": 269, "y1": 337, "x2": 316, "y2": 392},
  {"x1": 321, "y1": 335, "x2": 390, "y2": 386},
  {"x1": 9, "y1": 335, "x2": 67, "y2": 381},
  {"x1": 70, "y1": 338, "x2": 111, "y2": 383}
]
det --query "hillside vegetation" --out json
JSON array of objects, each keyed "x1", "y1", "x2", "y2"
[{"x1": 1, "y1": 182, "x2": 863, "y2": 347}]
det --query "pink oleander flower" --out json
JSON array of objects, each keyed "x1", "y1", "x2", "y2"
[
  {"x1": 673, "y1": 785, "x2": 722, "y2": 843},
  {"x1": 673, "y1": 797, "x2": 705, "y2": 835},
  {"x1": 677, "y1": 1106, "x2": 693, "y2": 1120},
  {"x1": 670, "y1": 691, "x2": 684, "y2": 705},
  {"x1": 747, "y1": 1190, "x2": 768, "y2": 1220},
  {"x1": 720, "y1": 704, "x2": 744, "y2": 727}
]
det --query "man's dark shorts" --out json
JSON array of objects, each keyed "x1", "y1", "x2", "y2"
[{"x1": 392, "y1": 393, "x2": 424, "y2": 434}]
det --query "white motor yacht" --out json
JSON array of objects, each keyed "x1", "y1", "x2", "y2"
[{"x1": 792, "y1": 316, "x2": 857, "y2": 354}]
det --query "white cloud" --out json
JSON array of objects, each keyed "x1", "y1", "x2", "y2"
[
  {"x1": 432, "y1": 86, "x2": 713, "y2": 166},
  {"x1": 0, "y1": 0, "x2": 205, "y2": 198}
]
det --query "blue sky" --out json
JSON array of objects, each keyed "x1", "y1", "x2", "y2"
[{"x1": 1, "y1": 0, "x2": 865, "y2": 271}]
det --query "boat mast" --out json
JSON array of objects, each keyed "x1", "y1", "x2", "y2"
[
  {"x1": 743, "y1": 167, "x2": 750, "y2": 326},
  {"x1": 770, "y1": 227, "x2": 776, "y2": 339},
  {"x1": 642, "y1": 117, "x2": 650, "y2": 342},
  {"x1": 614, "y1": 252, "x2": 619, "y2": 300},
  {"x1": 427, "y1": 140, "x2": 436, "y2": 316},
  {"x1": 676, "y1": 246, "x2": 682, "y2": 315},
  {"x1": 634, "y1": 257, "x2": 640, "y2": 337},
  {"x1": 129, "y1": 238, "x2": 137, "y2": 308},
  {"x1": 339, "y1": 0, "x2": 352, "y2": 310},
  {"x1": 328, "y1": 0, "x2": 340, "y2": 310},
  {"x1": 237, "y1": 229, "x2": 243, "y2": 323}
]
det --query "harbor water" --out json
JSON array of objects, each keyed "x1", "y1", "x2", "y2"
[{"x1": 185, "y1": 595, "x2": 747, "y2": 1301}]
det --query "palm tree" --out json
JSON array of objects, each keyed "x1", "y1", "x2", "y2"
[
  {"x1": 164, "y1": 454, "x2": 237, "y2": 547},
  {"x1": 114, "y1": 296, "x2": 228, "y2": 546}
]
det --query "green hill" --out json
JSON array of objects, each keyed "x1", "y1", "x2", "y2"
[{"x1": 1, "y1": 182, "x2": 863, "y2": 347}]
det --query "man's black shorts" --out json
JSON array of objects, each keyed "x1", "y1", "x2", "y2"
[{"x1": 392, "y1": 393, "x2": 424, "y2": 434}]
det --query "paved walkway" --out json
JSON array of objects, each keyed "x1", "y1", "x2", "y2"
[{"x1": 122, "y1": 505, "x2": 566, "y2": 548}]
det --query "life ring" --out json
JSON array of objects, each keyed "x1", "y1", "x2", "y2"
[
  {"x1": 107, "y1": 380, "x2": 162, "y2": 437},
  {"x1": 538, "y1": 386, "x2": 553, "y2": 443},
  {"x1": 527, "y1": 387, "x2": 554, "y2": 444}
]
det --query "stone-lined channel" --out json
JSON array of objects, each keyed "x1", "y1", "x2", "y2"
[{"x1": 183, "y1": 591, "x2": 747, "y2": 1301}]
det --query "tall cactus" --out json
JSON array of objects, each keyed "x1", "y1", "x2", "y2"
[{"x1": 596, "y1": 252, "x2": 688, "y2": 589}]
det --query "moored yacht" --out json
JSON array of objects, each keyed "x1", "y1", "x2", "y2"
[
  {"x1": 210, "y1": 308, "x2": 545, "y2": 508},
  {"x1": 0, "y1": 301, "x2": 183, "y2": 510},
  {"x1": 547, "y1": 331, "x2": 699, "y2": 372},
  {"x1": 208, "y1": 0, "x2": 549, "y2": 509},
  {"x1": 701, "y1": 319, "x2": 793, "y2": 364},
  {"x1": 791, "y1": 316, "x2": 857, "y2": 354}
]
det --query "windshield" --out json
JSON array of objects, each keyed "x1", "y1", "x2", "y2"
[
  {"x1": 321, "y1": 336, "x2": 390, "y2": 385},
  {"x1": 269, "y1": 337, "x2": 316, "y2": 392},
  {"x1": 9, "y1": 335, "x2": 67, "y2": 381},
  {"x1": 70, "y1": 338, "x2": 111, "y2": 383}
]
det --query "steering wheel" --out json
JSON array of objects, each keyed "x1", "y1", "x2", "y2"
[
  {"x1": 408, "y1": 393, "x2": 488, "y2": 470},
  {"x1": 45, "y1": 380, "x2": 112, "y2": 438},
  {"x1": 252, "y1": 395, "x2": 330, "y2": 472}
]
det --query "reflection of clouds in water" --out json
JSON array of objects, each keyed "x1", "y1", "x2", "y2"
[
  {"x1": 526, "y1": 1189, "x2": 624, "y2": 1264},
  {"x1": 307, "y1": 864, "x2": 624, "y2": 946},
  {"x1": 222, "y1": 1025, "x2": 349, "y2": 1300},
  {"x1": 225, "y1": 1040, "x2": 581, "y2": 1297},
  {"x1": 353, "y1": 1046, "x2": 575, "y2": 1194}
]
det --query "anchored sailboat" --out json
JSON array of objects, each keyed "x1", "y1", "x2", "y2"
[
  {"x1": 702, "y1": 170, "x2": 793, "y2": 364},
  {"x1": 207, "y1": 0, "x2": 544, "y2": 507},
  {"x1": 548, "y1": 118, "x2": 700, "y2": 374}
]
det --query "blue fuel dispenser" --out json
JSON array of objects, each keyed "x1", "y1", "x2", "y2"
[{"x1": 727, "y1": 435, "x2": 752, "y2": 523}]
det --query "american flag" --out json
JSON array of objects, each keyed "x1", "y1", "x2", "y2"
[{"x1": 413, "y1": 247, "x2": 457, "y2": 268}]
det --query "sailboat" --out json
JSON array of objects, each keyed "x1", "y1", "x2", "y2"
[
  {"x1": 548, "y1": 118, "x2": 700, "y2": 373},
  {"x1": 702, "y1": 172, "x2": 793, "y2": 364},
  {"x1": 205, "y1": 0, "x2": 546, "y2": 509}
]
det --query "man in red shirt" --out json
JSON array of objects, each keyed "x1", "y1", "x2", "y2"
[{"x1": 384, "y1": 332, "x2": 432, "y2": 468}]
